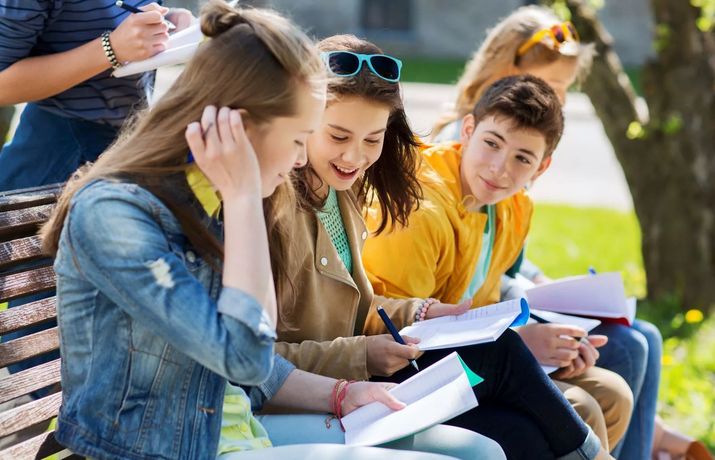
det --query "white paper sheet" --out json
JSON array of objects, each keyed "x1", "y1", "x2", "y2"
[
  {"x1": 525, "y1": 272, "x2": 635, "y2": 325},
  {"x1": 112, "y1": 21, "x2": 204, "y2": 78},
  {"x1": 342, "y1": 352, "x2": 478, "y2": 446},
  {"x1": 399, "y1": 298, "x2": 524, "y2": 351}
]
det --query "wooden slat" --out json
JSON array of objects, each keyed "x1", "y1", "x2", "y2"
[
  {"x1": 0, "y1": 297, "x2": 56, "y2": 336},
  {"x1": 0, "y1": 236, "x2": 47, "y2": 272},
  {"x1": 0, "y1": 359, "x2": 61, "y2": 405},
  {"x1": 0, "y1": 265, "x2": 55, "y2": 304},
  {"x1": 0, "y1": 184, "x2": 62, "y2": 213},
  {"x1": 0, "y1": 430, "x2": 63, "y2": 460},
  {"x1": 0, "y1": 204, "x2": 56, "y2": 241},
  {"x1": 0, "y1": 393, "x2": 61, "y2": 439},
  {"x1": 0, "y1": 328, "x2": 59, "y2": 369}
]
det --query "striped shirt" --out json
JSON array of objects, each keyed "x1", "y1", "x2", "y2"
[{"x1": 0, "y1": 0, "x2": 162, "y2": 127}]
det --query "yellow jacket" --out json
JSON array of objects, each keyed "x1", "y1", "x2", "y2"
[{"x1": 362, "y1": 141, "x2": 533, "y2": 306}]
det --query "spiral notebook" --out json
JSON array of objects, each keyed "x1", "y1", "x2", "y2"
[{"x1": 342, "y1": 352, "x2": 481, "y2": 446}]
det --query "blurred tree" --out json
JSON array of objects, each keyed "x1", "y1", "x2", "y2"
[{"x1": 541, "y1": 0, "x2": 715, "y2": 312}]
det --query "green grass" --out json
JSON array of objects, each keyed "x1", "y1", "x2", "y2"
[
  {"x1": 528, "y1": 204, "x2": 714, "y2": 453},
  {"x1": 400, "y1": 58, "x2": 466, "y2": 85},
  {"x1": 527, "y1": 204, "x2": 646, "y2": 297}
]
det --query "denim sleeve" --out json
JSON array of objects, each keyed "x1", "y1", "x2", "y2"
[
  {"x1": 0, "y1": 1, "x2": 52, "y2": 71},
  {"x1": 64, "y1": 186, "x2": 276, "y2": 386},
  {"x1": 243, "y1": 354, "x2": 296, "y2": 411}
]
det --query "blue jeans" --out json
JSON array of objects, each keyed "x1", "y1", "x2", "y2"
[
  {"x1": 219, "y1": 414, "x2": 506, "y2": 460},
  {"x1": 0, "y1": 103, "x2": 119, "y2": 191},
  {"x1": 593, "y1": 319, "x2": 662, "y2": 459},
  {"x1": 0, "y1": 103, "x2": 119, "y2": 398}
]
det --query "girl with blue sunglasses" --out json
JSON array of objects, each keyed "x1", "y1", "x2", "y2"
[{"x1": 265, "y1": 34, "x2": 616, "y2": 460}]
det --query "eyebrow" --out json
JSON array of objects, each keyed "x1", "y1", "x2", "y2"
[
  {"x1": 484, "y1": 130, "x2": 537, "y2": 158},
  {"x1": 328, "y1": 124, "x2": 387, "y2": 135}
]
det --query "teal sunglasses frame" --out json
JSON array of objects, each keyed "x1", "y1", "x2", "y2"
[{"x1": 320, "y1": 51, "x2": 403, "y2": 82}]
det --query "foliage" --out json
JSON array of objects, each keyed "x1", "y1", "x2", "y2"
[{"x1": 399, "y1": 58, "x2": 467, "y2": 85}]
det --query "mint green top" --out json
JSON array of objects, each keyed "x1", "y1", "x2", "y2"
[
  {"x1": 316, "y1": 187, "x2": 352, "y2": 274},
  {"x1": 460, "y1": 205, "x2": 496, "y2": 302}
]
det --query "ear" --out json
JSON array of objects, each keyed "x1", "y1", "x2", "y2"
[
  {"x1": 531, "y1": 155, "x2": 552, "y2": 181},
  {"x1": 460, "y1": 114, "x2": 477, "y2": 146}
]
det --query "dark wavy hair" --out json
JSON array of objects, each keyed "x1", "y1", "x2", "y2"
[{"x1": 293, "y1": 34, "x2": 422, "y2": 235}]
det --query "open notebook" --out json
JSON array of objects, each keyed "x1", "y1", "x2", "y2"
[
  {"x1": 398, "y1": 298, "x2": 528, "y2": 351},
  {"x1": 525, "y1": 272, "x2": 636, "y2": 326},
  {"x1": 342, "y1": 352, "x2": 481, "y2": 446},
  {"x1": 526, "y1": 309, "x2": 602, "y2": 374},
  {"x1": 112, "y1": 21, "x2": 204, "y2": 78}
]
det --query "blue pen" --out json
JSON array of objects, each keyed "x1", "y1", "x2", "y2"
[
  {"x1": 116, "y1": 1, "x2": 176, "y2": 30},
  {"x1": 376, "y1": 306, "x2": 419, "y2": 372}
]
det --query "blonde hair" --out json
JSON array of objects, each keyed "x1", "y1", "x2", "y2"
[
  {"x1": 42, "y1": 0, "x2": 325, "y2": 297},
  {"x1": 433, "y1": 5, "x2": 594, "y2": 137}
]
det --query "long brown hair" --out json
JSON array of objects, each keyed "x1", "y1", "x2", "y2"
[
  {"x1": 433, "y1": 5, "x2": 594, "y2": 136},
  {"x1": 293, "y1": 34, "x2": 423, "y2": 236},
  {"x1": 41, "y1": 0, "x2": 325, "y2": 288}
]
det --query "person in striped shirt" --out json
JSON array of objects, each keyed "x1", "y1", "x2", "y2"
[{"x1": 0, "y1": 0, "x2": 194, "y2": 191}]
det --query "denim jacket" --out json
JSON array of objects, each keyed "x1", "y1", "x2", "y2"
[{"x1": 53, "y1": 178, "x2": 295, "y2": 460}]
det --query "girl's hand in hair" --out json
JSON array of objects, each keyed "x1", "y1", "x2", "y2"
[
  {"x1": 110, "y1": 3, "x2": 172, "y2": 63},
  {"x1": 341, "y1": 381, "x2": 405, "y2": 416},
  {"x1": 185, "y1": 106, "x2": 262, "y2": 200},
  {"x1": 366, "y1": 334, "x2": 423, "y2": 377},
  {"x1": 424, "y1": 299, "x2": 472, "y2": 320}
]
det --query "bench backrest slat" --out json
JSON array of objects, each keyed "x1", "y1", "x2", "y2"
[
  {"x1": 0, "y1": 430, "x2": 64, "y2": 460},
  {"x1": 0, "y1": 296, "x2": 56, "y2": 336},
  {"x1": 0, "y1": 359, "x2": 61, "y2": 405},
  {"x1": 0, "y1": 265, "x2": 55, "y2": 304},
  {"x1": 0, "y1": 328, "x2": 59, "y2": 369},
  {"x1": 0, "y1": 204, "x2": 56, "y2": 241},
  {"x1": 0, "y1": 235, "x2": 45, "y2": 272},
  {"x1": 0, "y1": 184, "x2": 62, "y2": 213},
  {"x1": 0, "y1": 393, "x2": 62, "y2": 439}
]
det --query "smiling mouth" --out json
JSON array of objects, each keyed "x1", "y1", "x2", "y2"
[
  {"x1": 480, "y1": 177, "x2": 507, "y2": 191},
  {"x1": 331, "y1": 163, "x2": 360, "y2": 180}
]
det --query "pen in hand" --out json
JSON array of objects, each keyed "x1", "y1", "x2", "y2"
[
  {"x1": 116, "y1": 1, "x2": 177, "y2": 30},
  {"x1": 529, "y1": 312, "x2": 590, "y2": 345},
  {"x1": 376, "y1": 306, "x2": 420, "y2": 372}
]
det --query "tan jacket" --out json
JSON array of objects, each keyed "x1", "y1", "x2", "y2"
[{"x1": 275, "y1": 189, "x2": 422, "y2": 381}]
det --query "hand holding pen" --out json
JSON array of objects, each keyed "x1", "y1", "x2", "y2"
[
  {"x1": 528, "y1": 312, "x2": 608, "y2": 379},
  {"x1": 368, "y1": 307, "x2": 422, "y2": 375}
]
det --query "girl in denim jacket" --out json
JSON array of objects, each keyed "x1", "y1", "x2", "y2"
[{"x1": 39, "y1": 3, "x2": 480, "y2": 460}]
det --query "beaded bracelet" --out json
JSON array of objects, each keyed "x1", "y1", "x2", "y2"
[
  {"x1": 101, "y1": 31, "x2": 121, "y2": 70},
  {"x1": 414, "y1": 298, "x2": 439, "y2": 323}
]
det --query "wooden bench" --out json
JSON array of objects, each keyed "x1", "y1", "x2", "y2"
[{"x1": 0, "y1": 184, "x2": 83, "y2": 460}]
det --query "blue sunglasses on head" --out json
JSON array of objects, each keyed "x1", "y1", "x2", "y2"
[{"x1": 321, "y1": 51, "x2": 402, "y2": 82}]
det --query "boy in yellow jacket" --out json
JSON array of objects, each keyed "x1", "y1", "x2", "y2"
[{"x1": 362, "y1": 75, "x2": 633, "y2": 451}]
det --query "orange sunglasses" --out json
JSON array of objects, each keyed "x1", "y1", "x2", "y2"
[{"x1": 516, "y1": 22, "x2": 580, "y2": 57}]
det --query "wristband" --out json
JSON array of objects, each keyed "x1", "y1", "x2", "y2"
[{"x1": 101, "y1": 31, "x2": 121, "y2": 70}]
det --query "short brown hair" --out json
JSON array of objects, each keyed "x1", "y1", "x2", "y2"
[{"x1": 472, "y1": 75, "x2": 564, "y2": 158}]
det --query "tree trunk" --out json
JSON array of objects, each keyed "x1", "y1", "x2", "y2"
[{"x1": 543, "y1": 0, "x2": 715, "y2": 311}]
